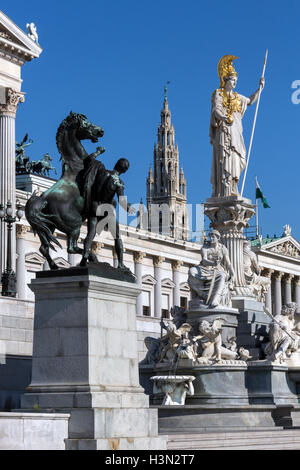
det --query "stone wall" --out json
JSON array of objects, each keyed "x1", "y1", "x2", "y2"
[{"x1": 0, "y1": 297, "x2": 34, "y2": 409}]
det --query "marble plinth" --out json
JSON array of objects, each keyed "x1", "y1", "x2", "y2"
[{"x1": 21, "y1": 267, "x2": 167, "y2": 450}]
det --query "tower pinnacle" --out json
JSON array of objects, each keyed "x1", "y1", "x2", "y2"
[{"x1": 146, "y1": 88, "x2": 188, "y2": 240}]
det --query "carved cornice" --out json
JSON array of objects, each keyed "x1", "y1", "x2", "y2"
[
  {"x1": 153, "y1": 256, "x2": 165, "y2": 268},
  {"x1": 0, "y1": 88, "x2": 25, "y2": 117},
  {"x1": 134, "y1": 251, "x2": 146, "y2": 264},
  {"x1": 16, "y1": 224, "x2": 29, "y2": 239},
  {"x1": 172, "y1": 259, "x2": 183, "y2": 271}
]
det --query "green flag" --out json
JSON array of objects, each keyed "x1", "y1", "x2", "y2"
[{"x1": 255, "y1": 178, "x2": 270, "y2": 208}]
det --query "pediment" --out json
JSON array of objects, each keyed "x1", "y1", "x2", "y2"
[
  {"x1": 180, "y1": 281, "x2": 190, "y2": 292},
  {"x1": 142, "y1": 274, "x2": 157, "y2": 286},
  {"x1": 0, "y1": 10, "x2": 42, "y2": 63},
  {"x1": 161, "y1": 278, "x2": 175, "y2": 288},
  {"x1": 261, "y1": 236, "x2": 300, "y2": 260},
  {"x1": 25, "y1": 251, "x2": 44, "y2": 265},
  {"x1": 53, "y1": 257, "x2": 70, "y2": 269}
]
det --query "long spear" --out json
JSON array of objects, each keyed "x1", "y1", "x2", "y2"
[{"x1": 240, "y1": 50, "x2": 268, "y2": 197}]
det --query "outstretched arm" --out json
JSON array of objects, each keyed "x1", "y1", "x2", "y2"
[{"x1": 248, "y1": 77, "x2": 265, "y2": 106}]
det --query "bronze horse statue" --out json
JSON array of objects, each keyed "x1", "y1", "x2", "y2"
[{"x1": 25, "y1": 112, "x2": 105, "y2": 269}]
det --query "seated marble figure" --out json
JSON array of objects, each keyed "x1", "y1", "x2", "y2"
[{"x1": 188, "y1": 230, "x2": 235, "y2": 308}]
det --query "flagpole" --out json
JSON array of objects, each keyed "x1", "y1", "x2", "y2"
[
  {"x1": 255, "y1": 176, "x2": 259, "y2": 238},
  {"x1": 240, "y1": 50, "x2": 268, "y2": 197}
]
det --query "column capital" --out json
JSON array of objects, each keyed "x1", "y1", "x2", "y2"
[
  {"x1": 153, "y1": 256, "x2": 165, "y2": 268},
  {"x1": 295, "y1": 276, "x2": 300, "y2": 286},
  {"x1": 16, "y1": 224, "x2": 29, "y2": 239},
  {"x1": 172, "y1": 259, "x2": 183, "y2": 271},
  {"x1": 262, "y1": 268, "x2": 274, "y2": 278},
  {"x1": 274, "y1": 271, "x2": 284, "y2": 281},
  {"x1": 133, "y1": 251, "x2": 146, "y2": 264},
  {"x1": 284, "y1": 273, "x2": 294, "y2": 283},
  {"x1": 0, "y1": 88, "x2": 25, "y2": 117},
  {"x1": 91, "y1": 241, "x2": 104, "y2": 254}
]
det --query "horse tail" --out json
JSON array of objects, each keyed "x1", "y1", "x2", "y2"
[{"x1": 25, "y1": 192, "x2": 62, "y2": 251}]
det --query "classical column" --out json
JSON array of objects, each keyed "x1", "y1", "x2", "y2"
[
  {"x1": 284, "y1": 274, "x2": 294, "y2": 305},
  {"x1": 153, "y1": 256, "x2": 165, "y2": 318},
  {"x1": 16, "y1": 224, "x2": 29, "y2": 299},
  {"x1": 172, "y1": 260, "x2": 183, "y2": 307},
  {"x1": 263, "y1": 269, "x2": 274, "y2": 314},
  {"x1": 295, "y1": 277, "x2": 300, "y2": 313},
  {"x1": 274, "y1": 272, "x2": 283, "y2": 315},
  {"x1": 0, "y1": 88, "x2": 25, "y2": 273},
  {"x1": 204, "y1": 196, "x2": 256, "y2": 297},
  {"x1": 134, "y1": 252, "x2": 146, "y2": 316}
]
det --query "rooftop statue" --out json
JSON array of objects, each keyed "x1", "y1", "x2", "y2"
[
  {"x1": 15, "y1": 134, "x2": 33, "y2": 173},
  {"x1": 26, "y1": 22, "x2": 39, "y2": 43},
  {"x1": 16, "y1": 135, "x2": 57, "y2": 177},
  {"x1": 210, "y1": 55, "x2": 265, "y2": 197},
  {"x1": 188, "y1": 229, "x2": 235, "y2": 308}
]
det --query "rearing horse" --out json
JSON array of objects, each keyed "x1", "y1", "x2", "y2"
[{"x1": 25, "y1": 112, "x2": 105, "y2": 269}]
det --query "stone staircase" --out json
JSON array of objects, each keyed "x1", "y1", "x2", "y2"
[{"x1": 167, "y1": 429, "x2": 300, "y2": 450}]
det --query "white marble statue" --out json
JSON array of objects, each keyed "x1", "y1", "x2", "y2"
[
  {"x1": 210, "y1": 55, "x2": 264, "y2": 197},
  {"x1": 196, "y1": 319, "x2": 251, "y2": 364},
  {"x1": 159, "y1": 320, "x2": 196, "y2": 363},
  {"x1": 151, "y1": 375, "x2": 195, "y2": 405},
  {"x1": 265, "y1": 303, "x2": 300, "y2": 364},
  {"x1": 188, "y1": 230, "x2": 235, "y2": 308},
  {"x1": 243, "y1": 240, "x2": 271, "y2": 302},
  {"x1": 26, "y1": 23, "x2": 39, "y2": 43}
]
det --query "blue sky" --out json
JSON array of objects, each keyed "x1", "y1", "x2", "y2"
[{"x1": 3, "y1": 0, "x2": 300, "y2": 239}]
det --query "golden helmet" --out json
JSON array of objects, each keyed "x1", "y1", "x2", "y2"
[{"x1": 217, "y1": 55, "x2": 238, "y2": 88}]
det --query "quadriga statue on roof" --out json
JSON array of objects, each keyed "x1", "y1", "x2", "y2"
[
  {"x1": 188, "y1": 230, "x2": 235, "y2": 308},
  {"x1": 210, "y1": 55, "x2": 264, "y2": 197}
]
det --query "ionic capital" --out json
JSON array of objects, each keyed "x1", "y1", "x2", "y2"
[
  {"x1": 91, "y1": 241, "x2": 104, "y2": 254},
  {"x1": 134, "y1": 251, "x2": 146, "y2": 264},
  {"x1": 284, "y1": 273, "x2": 294, "y2": 283},
  {"x1": 295, "y1": 276, "x2": 300, "y2": 286},
  {"x1": 16, "y1": 224, "x2": 29, "y2": 239},
  {"x1": 153, "y1": 256, "x2": 165, "y2": 268},
  {"x1": 274, "y1": 271, "x2": 284, "y2": 281},
  {"x1": 262, "y1": 268, "x2": 274, "y2": 279},
  {"x1": 172, "y1": 259, "x2": 183, "y2": 271},
  {"x1": 0, "y1": 88, "x2": 25, "y2": 117}
]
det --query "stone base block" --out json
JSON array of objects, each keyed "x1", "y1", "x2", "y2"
[
  {"x1": 65, "y1": 436, "x2": 167, "y2": 450},
  {"x1": 156, "y1": 404, "x2": 278, "y2": 434},
  {"x1": 0, "y1": 412, "x2": 69, "y2": 450},
  {"x1": 246, "y1": 362, "x2": 298, "y2": 404}
]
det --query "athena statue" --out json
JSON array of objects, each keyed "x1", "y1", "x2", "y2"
[{"x1": 209, "y1": 55, "x2": 264, "y2": 198}]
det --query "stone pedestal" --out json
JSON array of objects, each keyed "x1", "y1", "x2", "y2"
[
  {"x1": 204, "y1": 196, "x2": 255, "y2": 297},
  {"x1": 233, "y1": 298, "x2": 271, "y2": 359},
  {"x1": 21, "y1": 266, "x2": 166, "y2": 450}
]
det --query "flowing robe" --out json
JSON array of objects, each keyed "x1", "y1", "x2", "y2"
[{"x1": 209, "y1": 90, "x2": 248, "y2": 197}]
